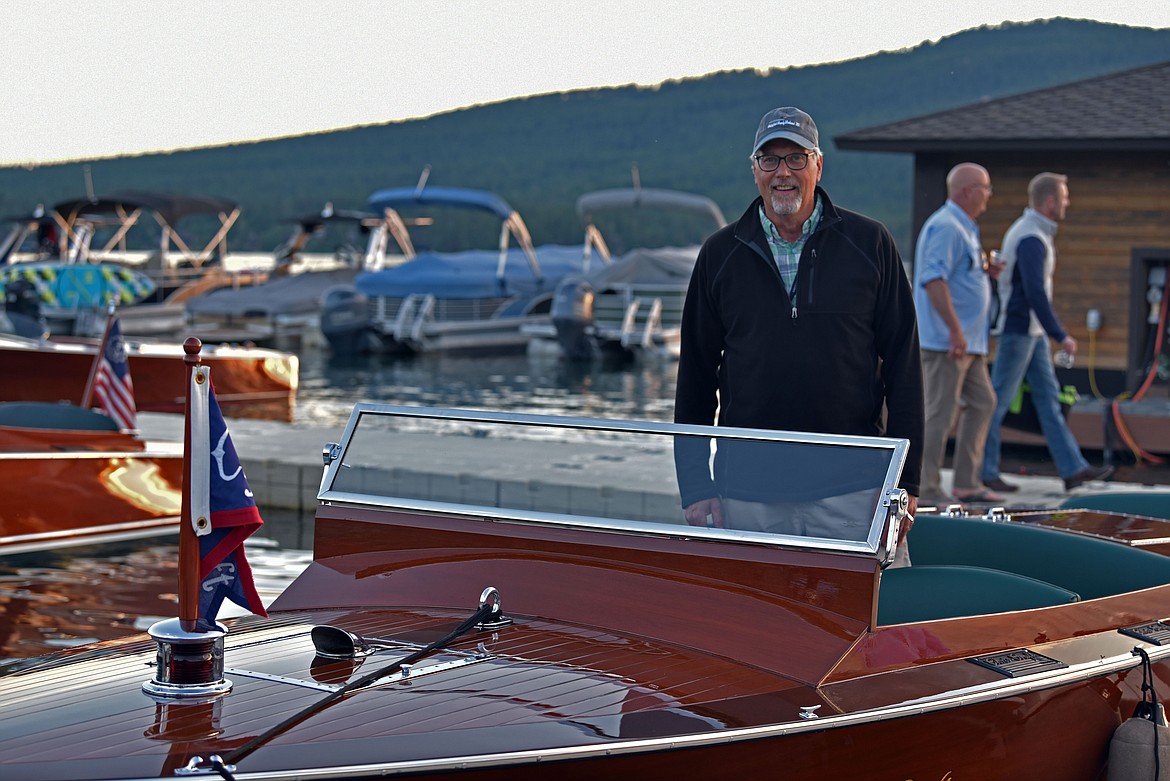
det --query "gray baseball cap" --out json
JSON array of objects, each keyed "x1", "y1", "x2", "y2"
[{"x1": 752, "y1": 107, "x2": 819, "y2": 154}]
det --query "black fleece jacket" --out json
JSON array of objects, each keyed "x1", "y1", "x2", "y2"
[{"x1": 674, "y1": 188, "x2": 923, "y2": 501}]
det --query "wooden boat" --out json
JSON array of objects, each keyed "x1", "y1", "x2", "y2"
[
  {"x1": 0, "y1": 401, "x2": 182, "y2": 554},
  {"x1": 3, "y1": 401, "x2": 1170, "y2": 779},
  {"x1": 0, "y1": 331, "x2": 298, "y2": 422}
]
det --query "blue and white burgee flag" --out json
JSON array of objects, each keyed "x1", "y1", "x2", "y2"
[
  {"x1": 92, "y1": 315, "x2": 137, "y2": 430},
  {"x1": 190, "y1": 365, "x2": 268, "y2": 630}
]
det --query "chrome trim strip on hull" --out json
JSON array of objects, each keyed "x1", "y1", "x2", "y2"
[
  {"x1": 0, "y1": 449, "x2": 182, "y2": 460},
  {"x1": 225, "y1": 655, "x2": 490, "y2": 694},
  {"x1": 0, "y1": 517, "x2": 179, "y2": 554}
]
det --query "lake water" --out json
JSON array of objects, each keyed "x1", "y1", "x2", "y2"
[{"x1": 293, "y1": 345, "x2": 680, "y2": 429}]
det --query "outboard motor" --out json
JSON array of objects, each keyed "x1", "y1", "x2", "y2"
[
  {"x1": 319, "y1": 285, "x2": 377, "y2": 355},
  {"x1": 0, "y1": 309, "x2": 48, "y2": 338},
  {"x1": 551, "y1": 277, "x2": 595, "y2": 361},
  {"x1": 4, "y1": 277, "x2": 41, "y2": 321},
  {"x1": 1, "y1": 277, "x2": 48, "y2": 338},
  {"x1": 2, "y1": 278, "x2": 46, "y2": 338}
]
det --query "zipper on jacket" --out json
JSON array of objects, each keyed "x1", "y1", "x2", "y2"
[{"x1": 792, "y1": 248, "x2": 817, "y2": 319}]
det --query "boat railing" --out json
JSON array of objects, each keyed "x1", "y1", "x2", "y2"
[
  {"x1": 498, "y1": 213, "x2": 541, "y2": 283},
  {"x1": 593, "y1": 283, "x2": 686, "y2": 346},
  {"x1": 581, "y1": 224, "x2": 612, "y2": 272},
  {"x1": 618, "y1": 296, "x2": 663, "y2": 349},
  {"x1": 390, "y1": 294, "x2": 425, "y2": 341},
  {"x1": 410, "y1": 294, "x2": 436, "y2": 341}
]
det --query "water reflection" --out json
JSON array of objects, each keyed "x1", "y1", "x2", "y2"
[
  {"x1": 295, "y1": 347, "x2": 678, "y2": 430},
  {"x1": 0, "y1": 524, "x2": 311, "y2": 664}
]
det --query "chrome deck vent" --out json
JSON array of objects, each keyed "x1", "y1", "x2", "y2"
[
  {"x1": 1120, "y1": 621, "x2": 1170, "y2": 646},
  {"x1": 969, "y1": 649, "x2": 1067, "y2": 678}
]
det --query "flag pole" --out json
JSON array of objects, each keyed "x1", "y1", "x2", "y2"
[
  {"x1": 179, "y1": 336, "x2": 203, "y2": 632},
  {"x1": 142, "y1": 334, "x2": 233, "y2": 700},
  {"x1": 80, "y1": 302, "x2": 116, "y2": 409}
]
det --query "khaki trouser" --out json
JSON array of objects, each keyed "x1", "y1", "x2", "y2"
[
  {"x1": 722, "y1": 492, "x2": 911, "y2": 568},
  {"x1": 722, "y1": 490, "x2": 876, "y2": 540},
  {"x1": 921, "y1": 350, "x2": 996, "y2": 499}
]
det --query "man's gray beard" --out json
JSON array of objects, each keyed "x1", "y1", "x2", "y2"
[{"x1": 770, "y1": 191, "x2": 803, "y2": 216}]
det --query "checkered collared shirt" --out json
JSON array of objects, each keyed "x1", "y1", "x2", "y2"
[{"x1": 759, "y1": 195, "x2": 823, "y2": 299}]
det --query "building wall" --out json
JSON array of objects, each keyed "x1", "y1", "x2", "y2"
[{"x1": 910, "y1": 151, "x2": 1170, "y2": 383}]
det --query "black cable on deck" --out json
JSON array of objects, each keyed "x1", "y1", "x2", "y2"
[{"x1": 216, "y1": 602, "x2": 495, "y2": 771}]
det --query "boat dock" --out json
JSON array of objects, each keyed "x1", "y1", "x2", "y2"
[{"x1": 1002, "y1": 396, "x2": 1170, "y2": 458}]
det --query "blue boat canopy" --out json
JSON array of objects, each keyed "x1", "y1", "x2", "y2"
[{"x1": 355, "y1": 246, "x2": 589, "y2": 300}]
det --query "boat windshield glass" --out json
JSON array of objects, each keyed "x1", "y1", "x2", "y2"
[{"x1": 320, "y1": 404, "x2": 909, "y2": 557}]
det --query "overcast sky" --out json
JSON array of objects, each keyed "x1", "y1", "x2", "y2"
[{"x1": 3, "y1": 1, "x2": 1168, "y2": 165}]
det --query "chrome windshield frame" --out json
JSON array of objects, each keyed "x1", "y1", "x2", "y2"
[{"x1": 318, "y1": 403, "x2": 909, "y2": 559}]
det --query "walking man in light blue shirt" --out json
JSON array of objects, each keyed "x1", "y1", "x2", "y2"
[{"x1": 914, "y1": 163, "x2": 1002, "y2": 505}]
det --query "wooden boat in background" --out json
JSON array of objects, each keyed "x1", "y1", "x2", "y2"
[
  {"x1": 0, "y1": 402, "x2": 182, "y2": 555},
  {"x1": 0, "y1": 331, "x2": 297, "y2": 421},
  {"x1": 3, "y1": 404, "x2": 1170, "y2": 778}
]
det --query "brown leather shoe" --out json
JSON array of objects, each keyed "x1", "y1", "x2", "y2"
[
  {"x1": 983, "y1": 476, "x2": 1019, "y2": 493},
  {"x1": 1063, "y1": 465, "x2": 1115, "y2": 491}
]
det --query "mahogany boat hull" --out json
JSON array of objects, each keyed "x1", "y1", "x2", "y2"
[
  {"x1": 0, "y1": 334, "x2": 297, "y2": 422},
  {"x1": 3, "y1": 407, "x2": 1169, "y2": 779},
  {"x1": 0, "y1": 445, "x2": 182, "y2": 553},
  {"x1": 0, "y1": 596, "x2": 1158, "y2": 781}
]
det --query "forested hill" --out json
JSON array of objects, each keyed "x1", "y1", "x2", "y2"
[{"x1": 3, "y1": 17, "x2": 1169, "y2": 256}]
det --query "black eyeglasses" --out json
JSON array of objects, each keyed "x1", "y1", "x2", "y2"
[{"x1": 753, "y1": 152, "x2": 815, "y2": 172}]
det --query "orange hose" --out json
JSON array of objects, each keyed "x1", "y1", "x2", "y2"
[
  {"x1": 1108, "y1": 279, "x2": 1169, "y2": 464},
  {"x1": 1134, "y1": 285, "x2": 1170, "y2": 402},
  {"x1": 1111, "y1": 400, "x2": 1165, "y2": 465}
]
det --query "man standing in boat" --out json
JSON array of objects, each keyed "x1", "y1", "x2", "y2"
[{"x1": 674, "y1": 106, "x2": 923, "y2": 542}]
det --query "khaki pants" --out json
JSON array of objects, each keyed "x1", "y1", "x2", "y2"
[
  {"x1": 722, "y1": 491, "x2": 911, "y2": 567},
  {"x1": 722, "y1": 489, "x2": 877, "y2": 541},
  {"x1": 921, "y1": 350, "x2": 996, "y2": 500}
]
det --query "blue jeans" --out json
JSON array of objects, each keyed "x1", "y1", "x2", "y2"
[{"x1": 982, "y1": 333, "x2": 1089, "y2": 481}]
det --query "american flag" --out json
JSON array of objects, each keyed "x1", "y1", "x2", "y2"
[
  {"x1": 190, "y1": 366, "x2": 267, "y2": 629},
  {"x1": 93, "y1": 316, "x2": 137, "y2": 430}
]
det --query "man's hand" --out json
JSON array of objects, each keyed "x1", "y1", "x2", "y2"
[
  {"x1": 948, "y1": 330, "x2": 968, "y2": 361},
  {"x1": 899, "y1": 495, "x2": 918, "y2": 544},
  {"x1": 923, "y1": 279, "x2": 966, "y2": 360},
  {"x1": 684, "y1": 497, "x2": 724, "y2": 528}
]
